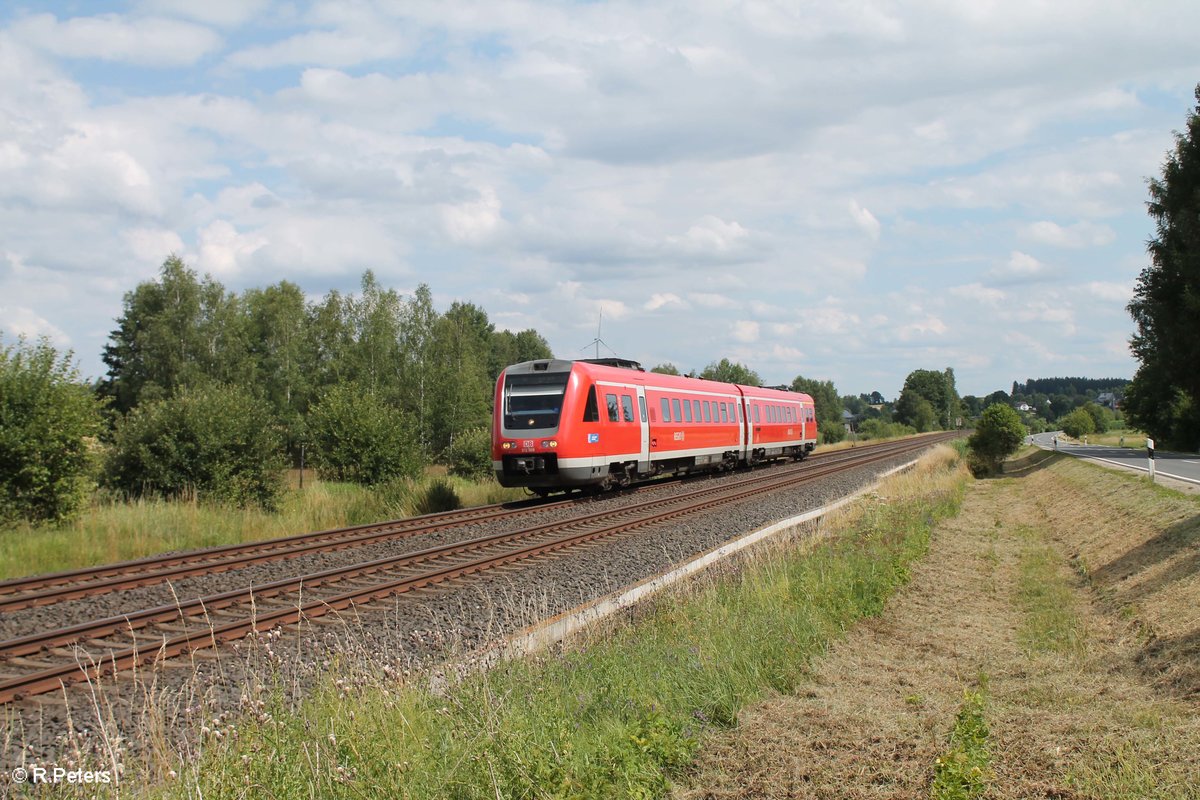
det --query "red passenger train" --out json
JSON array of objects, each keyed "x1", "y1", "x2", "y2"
[{"x1": 492, "y1": 358, "x2": 817, "y2": 493}]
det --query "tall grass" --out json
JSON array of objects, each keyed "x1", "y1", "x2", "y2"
[
  {"x1": 141, "y1": 446, "x2": 968, "y2": 800},
  {"x1": 0, "y1": 474, "x2": 526, "y2": 581}
]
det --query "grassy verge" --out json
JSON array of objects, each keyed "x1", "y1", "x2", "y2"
[
  {"x1": 930, "y1": 681, "x2": 993, "y2": 800},
  {"x1": 1015, "y1": 528, "x2": 1085, "y2": 656},
  {"x1": 111, "y1": 446, "x2": 966, "y2": 800},
  {"x1": 0, "y1": 474, "x2": 525, "y2": 581}
]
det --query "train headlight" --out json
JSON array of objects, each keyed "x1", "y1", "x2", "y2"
[
  {"x1": 502, "y1": 441, "x2": 512, "y2": 450},
  {"x1": 540, "y1": 439, "x2": 558, "y2": 448}
]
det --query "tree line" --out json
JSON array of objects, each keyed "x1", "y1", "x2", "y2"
[{"x1": 1, "y1": 256, "x2": 551, "y2": 524}]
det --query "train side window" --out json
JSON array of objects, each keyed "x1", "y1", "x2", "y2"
[
  {"x1": 639, "y1": 396, "x2": 648, "y2": 424},
  {"x1": 753, "y1": 404, "x2": 760, "y2": 423},
  {"x1": 703, "y1": 402, "x2": 712, "y2": 422},
  {"x1": 621, "y1": 394, "x2": 634, "y2": 422},
  {"x1": 692, "y1": 399, "x2": 701, "y2": 420},
  {"x1": 720, "y1": 404, "x2": 728, "y2": 423},
  {"x1": 661, "y1": 398, "x2": 671, "y2": 422},
  {"x1": 672, "y1": 398, "x2": 682, "y2": 423},
  {"x1": 683, "y1": 399, "x2": 693, "y2": 422},
  {"x1": 583, "y1": 386, "x2": 599, "y2": 422},
  {"x1": 606, "y1": 393, "x2": 619, "y2": 423}
]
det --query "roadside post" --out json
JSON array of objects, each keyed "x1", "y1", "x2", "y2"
[{"x1": 1147, "y1": 437, "x2": 1155, "y2": 483}]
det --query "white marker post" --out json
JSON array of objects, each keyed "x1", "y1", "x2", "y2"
[{"x1": 1147, "y1": 437, "x2": 1156, "y2": 483}]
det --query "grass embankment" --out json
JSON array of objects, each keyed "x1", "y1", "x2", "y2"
[
  {"x1": 0, "y1": 474, "x2": 524, "y2": 581},
  {"x1": 107, "y1": 447, "x2": 967, "y2": 800},
  {"x1": 681, "y1": 450, "x2": 1200, "y2": 799}
]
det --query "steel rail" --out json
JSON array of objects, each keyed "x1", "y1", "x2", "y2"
[
  {"x1": 0, "y1": 436, "x2": 939, "y2": 612},
  {"x1": 0, "y1": 498, "x2": 577, "y2": 612},
  {"x1": 0, "y1": 438, "x2": 935, "y2": 660}
]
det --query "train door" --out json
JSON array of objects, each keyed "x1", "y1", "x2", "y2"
[{"x1": 636, "y1": 386, "x2": 650, "y2": 473}]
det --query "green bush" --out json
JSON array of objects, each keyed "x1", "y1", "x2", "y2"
[
  {"x1": 414, "y1": 479, "x2": 461, "y2": 515},
  {"x1": 967, "y1": 404, "x2": 1026, "y2": 475},
  {"x1": 1082, "y1": 402, "x2": 1110, "y2": 434},
  {"x1": 445, "y1": 426, "x2": 494, "y2": 480},
  {"x1": 818, "y1": 419, "x2": 846, "y2": 444},
  {"x1": 0, "y1": 336, "x2": 103, "y2": 525},
  {"x1": 105, "y1": 383, "x2": 284, "y2": 508},
  {"x1": 307, "y1": 383, "x2": 421, "y2": 485},
  {"x1": 858, "y1": 418, "x2": 917, "y2": 440},
  {"x1": 1059, "y1": 407, "x2": 1096, "y2": 439}
]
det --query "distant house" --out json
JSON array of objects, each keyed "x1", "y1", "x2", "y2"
[
  {"x1": 1015, "y1": 402, "x2": 1033, "y2": 413},
  {"x1": 1097, "y1": 392, "x2": 1118, "y2": 410},
  {"x1": 842, "y1": 408, "x2": 860, "y2": 432}
]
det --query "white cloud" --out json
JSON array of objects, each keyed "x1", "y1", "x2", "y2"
[
  {"x1": 124, "y1": 228, "x2": 185, "y2": 264},
  {"x1": 440, "y1": 187, "x2": 503, "y2": 244},
  {"x1": 1023, "y1": 220, "x2": 1117, "y2": 248},
  {"x1": 849, "y1": 200, "x2": 881, "y2": 240},
  {"x1": 13, "y1": 13, "x2": 220, "y2": 66},
  {"x1": 194, "y1": 220, "x2": 268, "y2": 278},
  {"x1": 137, "y1": 0, "x2": 270, "y2": 27},
  {"x1": 986, "y1": 250, "x2": 1053, "y2": 284},
  {"x1": 1083, "y1": 281, "x2": 1132, "y2": 302},
  {"x1": 0, "y1": 306, "x2": 70, "y2": 344},
  {"x1": 644, "y1": 293, "x2": 686, "y2": 311},
  {"x1": 227, "y1": 27, "x2": 413, "y2": 70},
  {"x1": 949, "y1": 283, "x2": 1006, "y2": 305},
  {"x1": 731, "y1": 320, "x2": 759, "y2": 343},
  {"x1": 688, "y1": 293, "x2": 739, "y2": 309},
  {"x1": 671, "y1": 216, "x2": 750, "y2": 253},
  {"x1": 895, "y1": 315, "x2": 948, "y2": 341}
]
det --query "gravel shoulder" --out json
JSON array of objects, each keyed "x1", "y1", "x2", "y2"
[{"x1": 678, "y1": 456, "x2": 1200, "y2": 798}]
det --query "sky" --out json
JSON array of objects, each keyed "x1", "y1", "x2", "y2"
[{"x1": 1, "y1": 1, "x2": 1198, "y2": 399}]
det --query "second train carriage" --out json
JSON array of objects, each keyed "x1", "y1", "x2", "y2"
[{"x1": 492, "y1": 358, "x2": 817, "y2": 493}]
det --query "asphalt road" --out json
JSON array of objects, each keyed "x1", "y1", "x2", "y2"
[{"x1": 1029, "y1": 431, "x2": 1200, "y2": 488}]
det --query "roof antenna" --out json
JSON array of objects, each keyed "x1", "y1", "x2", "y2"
[{"x1": 580, "y1": 307, "x2": 617, "y2": 358}]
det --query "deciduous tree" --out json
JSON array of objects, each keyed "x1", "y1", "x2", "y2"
[
  {"x1": 700, "y1": 359, "x2": 761, "y2": 386},
  {"x1": 967, "y1": 403, "x2": 1026, "y2": 475}
]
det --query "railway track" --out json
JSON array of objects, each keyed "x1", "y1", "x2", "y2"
[
  {"x1": 0, "y1": 433, "x2": 956, "y2": 705},
  {"x1": 0, "y1": 497, "x2": 576, "y2": 613},
  {"x1": 0, "y1": 437, "x2": 940, "y2": 613}
]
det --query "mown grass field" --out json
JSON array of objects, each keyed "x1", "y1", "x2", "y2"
[{"x1": 680, "y1": 451, "x2": 1200, "y2": 799}]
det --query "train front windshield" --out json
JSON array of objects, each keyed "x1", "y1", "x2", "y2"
[{"x1": 503, "y1": 371, "x2": 570, "y2": 430}]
